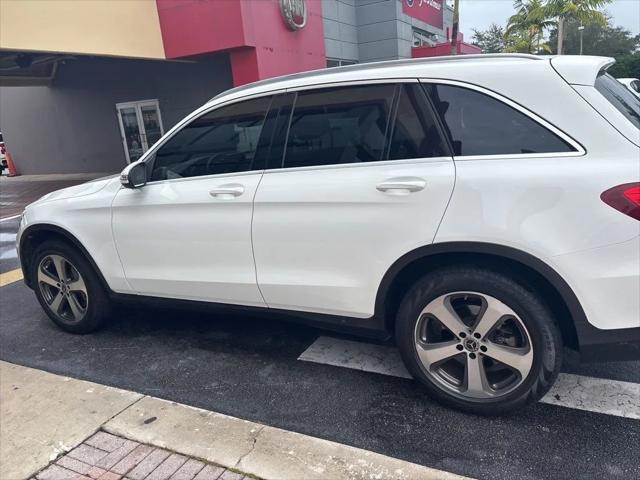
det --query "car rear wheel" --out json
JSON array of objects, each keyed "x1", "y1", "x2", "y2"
[
  {"x1": 396, "y1": 267, "x2": 562, "y2": 414},
  {"x1": 32, "y1": 240, "x2": 110, "y2": 333}
]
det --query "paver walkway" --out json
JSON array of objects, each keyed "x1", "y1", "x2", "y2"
[{"x1": 33, "y1": 431, "x2": 253, "y2": 480}]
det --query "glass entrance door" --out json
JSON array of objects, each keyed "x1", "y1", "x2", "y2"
[{"x1": 116, "y1": 100, "x2": 164, "y2": 163}]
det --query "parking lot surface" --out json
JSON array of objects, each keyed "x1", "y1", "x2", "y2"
[{"x1": 1, "y1": 216, "x2": 639, "y2": 480}]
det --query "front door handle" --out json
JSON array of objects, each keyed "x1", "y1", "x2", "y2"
[
  {"x1": 376, "y1": 177, "x2": 426, "y2": 195},
  {"x1": 209, "y1": 184, "x2": 245, "y2": 199}
]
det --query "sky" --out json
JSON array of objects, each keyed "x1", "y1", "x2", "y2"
[{"x1": 458, "y1": 0, "x2": 640, "y2": 40}]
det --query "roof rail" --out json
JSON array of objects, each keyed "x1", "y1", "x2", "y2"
[{"x1": 208, "y1": 53, "x2": 543, "y2": 103}]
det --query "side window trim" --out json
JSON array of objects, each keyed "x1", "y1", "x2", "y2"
[
  {"x1": 277, "y1": 92, "x2": 298, "y2": 170},
  {"x1": 141, "y1": 91, "x2": 283, "y2": 185},
  {"x1": 419, "y1": 79, "x2": 586, "y2": 159},
  {"x1": 381, "y1": 84, "x2": 402, "y2": 161}
]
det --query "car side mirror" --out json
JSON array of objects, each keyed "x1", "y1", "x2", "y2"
[{"x1": 120, "y1": 161, "x2": 147, "y2": 188}]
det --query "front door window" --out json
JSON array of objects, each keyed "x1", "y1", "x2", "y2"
[{"x1": 116, "y1": 100, "x2": 164, "y2": 163}]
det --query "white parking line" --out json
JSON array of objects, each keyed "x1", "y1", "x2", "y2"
[
  {"x1": 0, "y1": 214, "x2": 21, "y2": 222},
  {"x1": 298, "y1": 336, "x2": 640, "y2": 419}
]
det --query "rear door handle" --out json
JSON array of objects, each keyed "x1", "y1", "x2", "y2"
[
  {"x1": 376, "y1": 177, "x2": 426, "y2": 195},
  {"x1": 209, "y1": 183, "x2": 244, "y2": 199}
]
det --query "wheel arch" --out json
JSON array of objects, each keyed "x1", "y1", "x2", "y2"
[
  {"x1": 19, "y1": 223, "x2": 110, "y2": 292},
  {"x1": 375, "y1": 242, "x2": 586, "y2": 351}
]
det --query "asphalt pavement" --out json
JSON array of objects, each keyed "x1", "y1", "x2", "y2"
[{"x1": 1, "y1": 216, "x2": 639, "y2": 480}]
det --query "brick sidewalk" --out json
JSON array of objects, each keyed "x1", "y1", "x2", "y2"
[{"x1": 33, "y1": 431, "x2": 254, "y2": 480}]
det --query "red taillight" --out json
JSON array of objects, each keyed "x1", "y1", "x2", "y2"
[{"x1": 601, "y1": 183, "x2": 640, "y2": 221}]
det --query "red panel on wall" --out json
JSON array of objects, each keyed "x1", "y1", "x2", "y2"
[
  {"x1": 236, "y1": 0, "x2": 326, "y2": 85},
  {"x1": 156, "y1": 0, "x2": 247, "y2": 59},
  {"x1": 401, "y1": 0, "x2": 444, "y2": 29},
  {"x1": 412, "y1": 39, "x2": 481, "y2": 58},
  {"x1": 156, "y1": 0, "x2": 326, "y2": 86}
]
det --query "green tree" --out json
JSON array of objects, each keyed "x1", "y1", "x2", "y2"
[
  {"x1": 471, "y1": 24, "x2": 506, "y2": 53},
  {"x1": 608, "y1": 53, "x2": 640, "y2": 78},
  {"x1": 547, "y1": 17, "x2": 639, "y2": 56},
  {"x1": 506, "y1": 0, "x2": 554, "y2": 54},
  {"x1": 545, "y1": 0, "x2": 612, "y2": 54}
]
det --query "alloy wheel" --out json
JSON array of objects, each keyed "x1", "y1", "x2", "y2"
[
  {"x1": 37, "y1": 254, "x2": 88, "y2": 323},
  {"x1": 414, "y1": 292, "x2": 533, "y2": 401}
]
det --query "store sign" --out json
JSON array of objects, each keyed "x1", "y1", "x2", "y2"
[
  {"x1": 280, "y1": 0, "x2": 307, "y2": 30},
  {"x1": 402, "y1": 0, "x2": 443, "y2": 29}
]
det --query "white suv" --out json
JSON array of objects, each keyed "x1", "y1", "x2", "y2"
[{"x1": 17, "y1": 54, "x2": 640, "y2": 414}]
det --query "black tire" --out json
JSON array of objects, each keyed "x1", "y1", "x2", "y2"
[
  {"x1": 31, "y1": 240, "x2": 110, "y2": 333},
  {"x1": 396, "y1": 266, "x2": 562, "y2": 415}
]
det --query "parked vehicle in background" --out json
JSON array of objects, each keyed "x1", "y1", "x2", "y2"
[
  {"x1": 0, "y1": 131, "x2": 7, "y2": 174},
  {"x1": 618, "y1": 78, "x2": 640, "y2": 98},
  {"x1": 16, "y1": 54, "x2": 640, "y2": 414}
]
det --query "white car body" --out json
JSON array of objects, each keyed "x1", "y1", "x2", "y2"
[
  {"x1": 17, "y1": 54, "x2": 640, "y2": 366},
  {"x1": 618, "y1": 77, "x2": 640, "y2": 98}
]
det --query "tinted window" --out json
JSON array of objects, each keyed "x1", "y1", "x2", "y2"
[
  {"x1": 424, "y1": 84, "x2": 576, "y2": 156},
  {"x1": 389, "y1": 84, "x2": 448, "y2": 160},
  {"x1": 151, "y1": 96, "x2": 271, "y2": 181},
  {"x1": 283, "y1": 85, "x2": 395, "y2": 168},
  {"x1": 596, "y1": 73, "x2": 640, "y2": 129}
]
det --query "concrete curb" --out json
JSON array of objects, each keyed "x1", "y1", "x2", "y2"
[
  {"x1": 0, "y1": 361, "x2": 142, "y2": 480},
  {"x1": 1, "y1": 361, "x2": 470, "y2": 480},
  {"x1": 104, "y1": 396, "x2": 470, "y2": 480}
]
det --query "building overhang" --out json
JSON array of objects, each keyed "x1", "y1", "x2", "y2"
[
  {"x1": 1, "y1": 0, "x2": 326, "y2": 87},
  {"x1": 0, "y1": 50, "x2": 74, "y2": 86}
]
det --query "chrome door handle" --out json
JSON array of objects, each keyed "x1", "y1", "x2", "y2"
[
  {"x1": 209, "y1": 184, "x2": 244, "y2": 199},
  {"x1": 376, "y1": 177, "x2": 426, "y2": 195}
]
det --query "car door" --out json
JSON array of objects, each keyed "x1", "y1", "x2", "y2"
[
  {"x1": 252, "y1": 82, "x2": 456, "y2": 318},
  {"x1": 111, "y1": 95, "x2": 274, "y2": 306}
]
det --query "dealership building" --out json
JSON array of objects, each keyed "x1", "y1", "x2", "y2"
[{"x1": 0, "y1": 0, "x2": 479, "y2": 175}]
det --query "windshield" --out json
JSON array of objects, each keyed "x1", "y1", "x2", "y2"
[{"x1": 595, "y1": 72, "x2": 640, "y2": 129}]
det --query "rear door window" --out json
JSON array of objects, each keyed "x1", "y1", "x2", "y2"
[
  {"x1": 388, "y1": 84, "x2": 449, "y2": 159},
  {"x1": 282, "y1": 84, "x2": 395, "y2": 168},
  {"x1": 423, "y1": 83, "x2": 577, "y2": 156},
  {"x1": 278, "y1": 83, "x2": 450, "y2": 169}
]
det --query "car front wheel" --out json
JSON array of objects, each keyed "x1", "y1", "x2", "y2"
[
  {"x1": 31, "y1": 240, "x2": 110, "y2": 333},
  {"x1": 396, "y1": 267, "x2": 562, "y2": 414}
]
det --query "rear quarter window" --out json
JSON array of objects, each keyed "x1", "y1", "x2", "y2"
[{"x1": 423, "y1": 83, "x2": 577, "y2": 157}]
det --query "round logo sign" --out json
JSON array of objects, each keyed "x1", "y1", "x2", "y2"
[{"x1": 280, "y1": 0, "x2": 307, "y2": 30}]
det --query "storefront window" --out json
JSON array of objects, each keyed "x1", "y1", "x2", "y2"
[
  {"x1": 412, "y1": 28, "x2": 437, "y2": 47},
  {"x1": 326, "y1": 58, "x2": 357, "y2": 68}
]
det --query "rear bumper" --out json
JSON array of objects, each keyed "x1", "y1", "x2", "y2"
[{"x1": 552, "y1": 236, "x2": 640, "y2": 361}]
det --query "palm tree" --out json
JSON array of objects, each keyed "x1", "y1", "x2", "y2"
[
  {"x1": 546, "y1": 0, "x2": 611, "y2": 54},
  {"x1": 506, "y1": 0, "x2": 553, "y2": 54}
]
